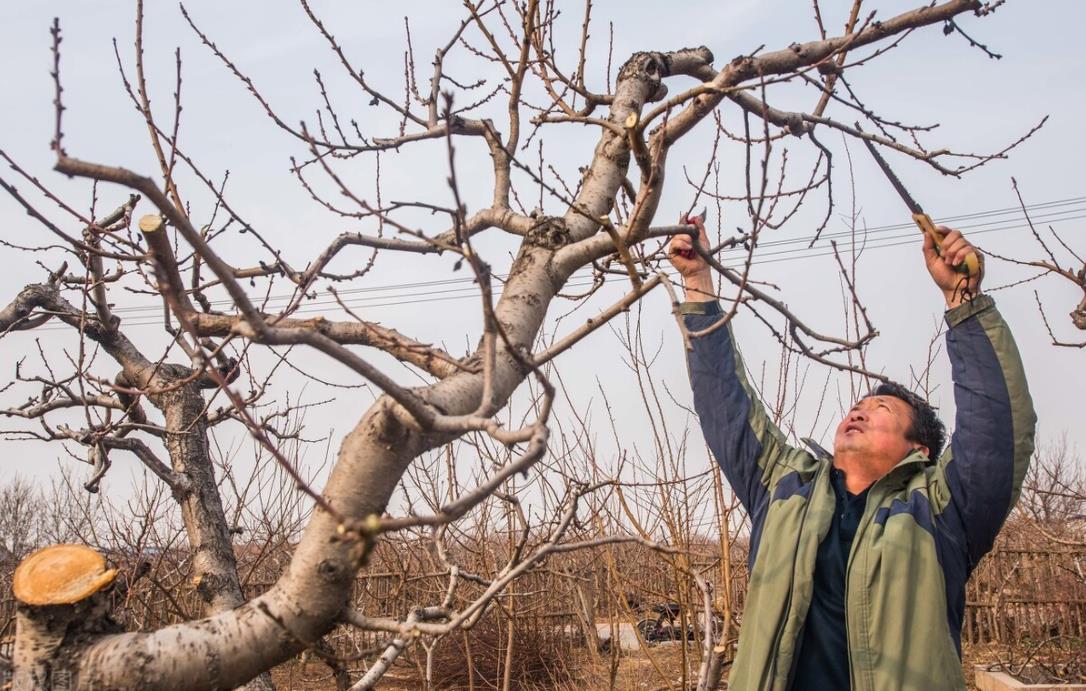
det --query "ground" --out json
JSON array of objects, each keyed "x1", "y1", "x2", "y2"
[{"x1": 268, "y1": 641, "x2": 1007, "y2": 690}]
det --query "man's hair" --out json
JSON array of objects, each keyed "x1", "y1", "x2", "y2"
[{"x1": 866, "y1": 381, "x2": 946, "y2": 460}]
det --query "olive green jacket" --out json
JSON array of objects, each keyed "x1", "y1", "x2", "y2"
[{"x1": 683, "y1": 295, "x2": 1036, "y2": 690}]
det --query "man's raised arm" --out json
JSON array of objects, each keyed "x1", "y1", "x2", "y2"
[
  {"x1": 670, "y1": 218, "x2": 814, "y2": 512},
  {"x1": 925, "y1": 228, "x2": 1037, "y2": 567}
]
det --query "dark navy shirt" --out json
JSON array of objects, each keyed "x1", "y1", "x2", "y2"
[{"x1": 790, "y1": 467, "x2": 870, "y2": 691}]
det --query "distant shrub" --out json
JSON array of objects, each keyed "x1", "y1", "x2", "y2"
[{"x1": 422, "y1": 612, "x2": 577, "y2": 690}]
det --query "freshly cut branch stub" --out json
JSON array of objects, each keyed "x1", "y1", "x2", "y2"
[
  {"x1": 13, "y1": 544, "x2": 117, "y2": 606},
  {"x1": 138, "y1": 214, "x2": 165, "y2": 234}
]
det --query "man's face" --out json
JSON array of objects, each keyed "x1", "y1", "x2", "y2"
[{"x1": 833, "y1": 395, "x2": 923, "y2": 463}]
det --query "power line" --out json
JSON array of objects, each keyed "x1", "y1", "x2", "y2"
[
  {"x1": 749, "y1": 206, "x2": 1086, "y2": 262},
  {"x1": 37, "y1": 209, "x2": 1086, "y2": 329},
  {"x1": 756, "y1": 213, "x2": 1086, "y2": 266},
  {"x1": 102, "y1": 196, "x2": 1086, "y2": 312},
  {"x1": 751, "y1": 196, "x2": 1086, "y2": 250},
  {"x1": 106, "y1": 195, "x2": 1086, "y2": 316},
  {"x1": 31, "y1": 197, "x2": 1084, "y2": 330}
]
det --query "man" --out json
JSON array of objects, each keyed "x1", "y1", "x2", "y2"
[{"x1": 669, "y1": 219, "x2": 1036, "y2": 691}]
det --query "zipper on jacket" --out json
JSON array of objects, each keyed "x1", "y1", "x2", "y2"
[
  {"x1": 842, "y1": 455, "x2": 926, "y2": 691},
  {"x1": 768, "y1": 461, "x2": 828, "y2": 689}
]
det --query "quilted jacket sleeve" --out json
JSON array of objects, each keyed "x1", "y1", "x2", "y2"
[
  {"x1": 683, "y1": 301, "x2": 815, "y2": 513},
  {"x1": 934, "y1": 294, "x2": 1037, "y2": 567}
]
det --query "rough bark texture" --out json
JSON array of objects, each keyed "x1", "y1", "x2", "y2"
[
  {"x1": 12, "y1": 594, "x2": 119, "y2": 690},
  {"x1": 155, "y1": 383, "x2": 247, "y2": 616},
  {"x1": 154, "y1": 383, "x2": 277, "y2": 691},
  {"x1": 1, "y1": 284, "x2": 274, "y2": 690}
]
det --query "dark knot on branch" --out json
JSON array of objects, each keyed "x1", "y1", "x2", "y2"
[
  {"x1": 525, "y1": 216, "x2": 571, "y2": 250},
  {"x1": 1071, "y1": 307, "x2": 1086, "y2": 331},
  {"x1": 617, "y1": 51, "x2": 671, "y2": 102}
]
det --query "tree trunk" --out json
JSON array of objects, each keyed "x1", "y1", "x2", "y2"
[
  {"x1": 156, "y1": 383, "x2": 247, "y2": 616},
  {"x1": 153, "y1": 380, "x2": 276, "y2": 691}
]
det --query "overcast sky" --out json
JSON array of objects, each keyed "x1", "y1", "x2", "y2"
[{"x1": 1, "y1": 2, "x2": 1083, "y2": 507}]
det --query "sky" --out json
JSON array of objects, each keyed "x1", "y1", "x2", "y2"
[{"x1": 0, "y1": 1, "x2": 1083, "y2": 513}]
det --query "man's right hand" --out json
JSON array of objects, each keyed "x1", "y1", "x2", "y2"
[
  {"x1": 669, "y1": 215, "x2": 715, "y2": 301},
  {"x1": 922, "y1": 225, "x2": 984, "y2": 309}
]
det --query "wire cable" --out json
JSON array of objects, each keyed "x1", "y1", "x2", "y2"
[{"x1": 29, "y1": 197, "x2": 1084, "y2": 330}]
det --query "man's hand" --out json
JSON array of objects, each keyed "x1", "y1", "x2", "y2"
[
  {"x1": 922, "y1": 226, "x2": 984, "y2": 309},
  {"x1": 668, "y1": 215, "x2": 715, "y2": 302}
]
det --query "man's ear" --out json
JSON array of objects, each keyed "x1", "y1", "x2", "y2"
[{"x1": 915, "y1": 445, "x2": 930, "y2": 458}]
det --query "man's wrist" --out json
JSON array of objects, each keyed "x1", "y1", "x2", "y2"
[
  {"x1": 944, "y1": 288, "x2": 981, "y2": 311},
  {"x1": 683, "y1": 271, "x2": 715, "y2": 302},
  {"x1": 945, "y1": 293, "x2": 965, "y2": 310}
]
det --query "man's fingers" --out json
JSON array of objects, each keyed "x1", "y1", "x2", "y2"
[
  {"x1": 668, "y1": 231, "x2": 698, "y2": 266},
  {"x1": 935, "y1": 228, "x2": 982, "y2": 277},
  {"x1": 673, "y1": 215, "x2": 709, "y2": 255},
  {"x1": 941, "y1": 236, "x2": 975, "y2": 266},
  {"x1": 940, "y1": 229, "x2": 963, "y2": 246},
  {"x1": 923, "y1": 225, "x2": 983, "y2": 302},
  {"x1": 954, "y1": 246, "x2": 978, "y2": 267},
  {"x1": 922, "y1": 230, "x2": 939, "y2": 261},
  {"x1": 670, "y1": 240, "x2": 695, "y2": 261}
]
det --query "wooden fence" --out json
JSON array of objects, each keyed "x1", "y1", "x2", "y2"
[
  {"x1": 963, "y1": 546, "x2": 1086, "y2": 644},
  {"x1": 1, "y1": 542, "x2": 1084, "y2": 666}
]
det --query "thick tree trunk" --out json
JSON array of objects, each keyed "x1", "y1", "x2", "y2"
[
  {"x1": 12, "y1": 597, "x2": 117, "y2": 690},
  {"x1": 152, "y1": 381, "x2": 276, "y2": 691},
  {"x1": 0, "y1": 285, "x2": 276, "y2": 689},
  {"x1": 156, "y1": 384, "x2": 247, "y2": 616}
]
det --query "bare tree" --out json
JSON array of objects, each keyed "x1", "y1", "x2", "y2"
[
  {"x1": 0, "y1": 478, "x2": 47, "y2": 563},
  {"x1": 985, "y1": 439, "x2": 1086, "y2": 683},
  {"x1": 0, "y1": 1, "x2": 1049, "y2": 688},
  {"x1": 1016, "y1": 437, "x2": 1086, "y2": 547},
  {"x1": 986, "y1": 179, "x2": 1086, "y2": 347}
]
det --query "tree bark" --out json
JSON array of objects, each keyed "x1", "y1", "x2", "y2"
[
  {"x1": 153, "y1": 382, "x2": 277, "y2": 691},
  {"x1": 155, "y1": 383, "x2": 246, "y2": 616},
  {"x1": 1, "y1": 285, "x2": 274, "y2": 690}
]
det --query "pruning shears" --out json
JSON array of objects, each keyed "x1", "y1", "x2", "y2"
[
  {"x1": 860, "y1": 136, "x2": 980, "y2": 277},
  {"x1": 675, "y1": 207, "x2": 707, "y2": 260}
]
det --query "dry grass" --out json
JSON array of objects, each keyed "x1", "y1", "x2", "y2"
[
  {"x1": 266, "y1": 641, "x2": 1003, "y2": 690},
  {"x1": 420, "y1": 614, "x2": 579, "y2": 690}
]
